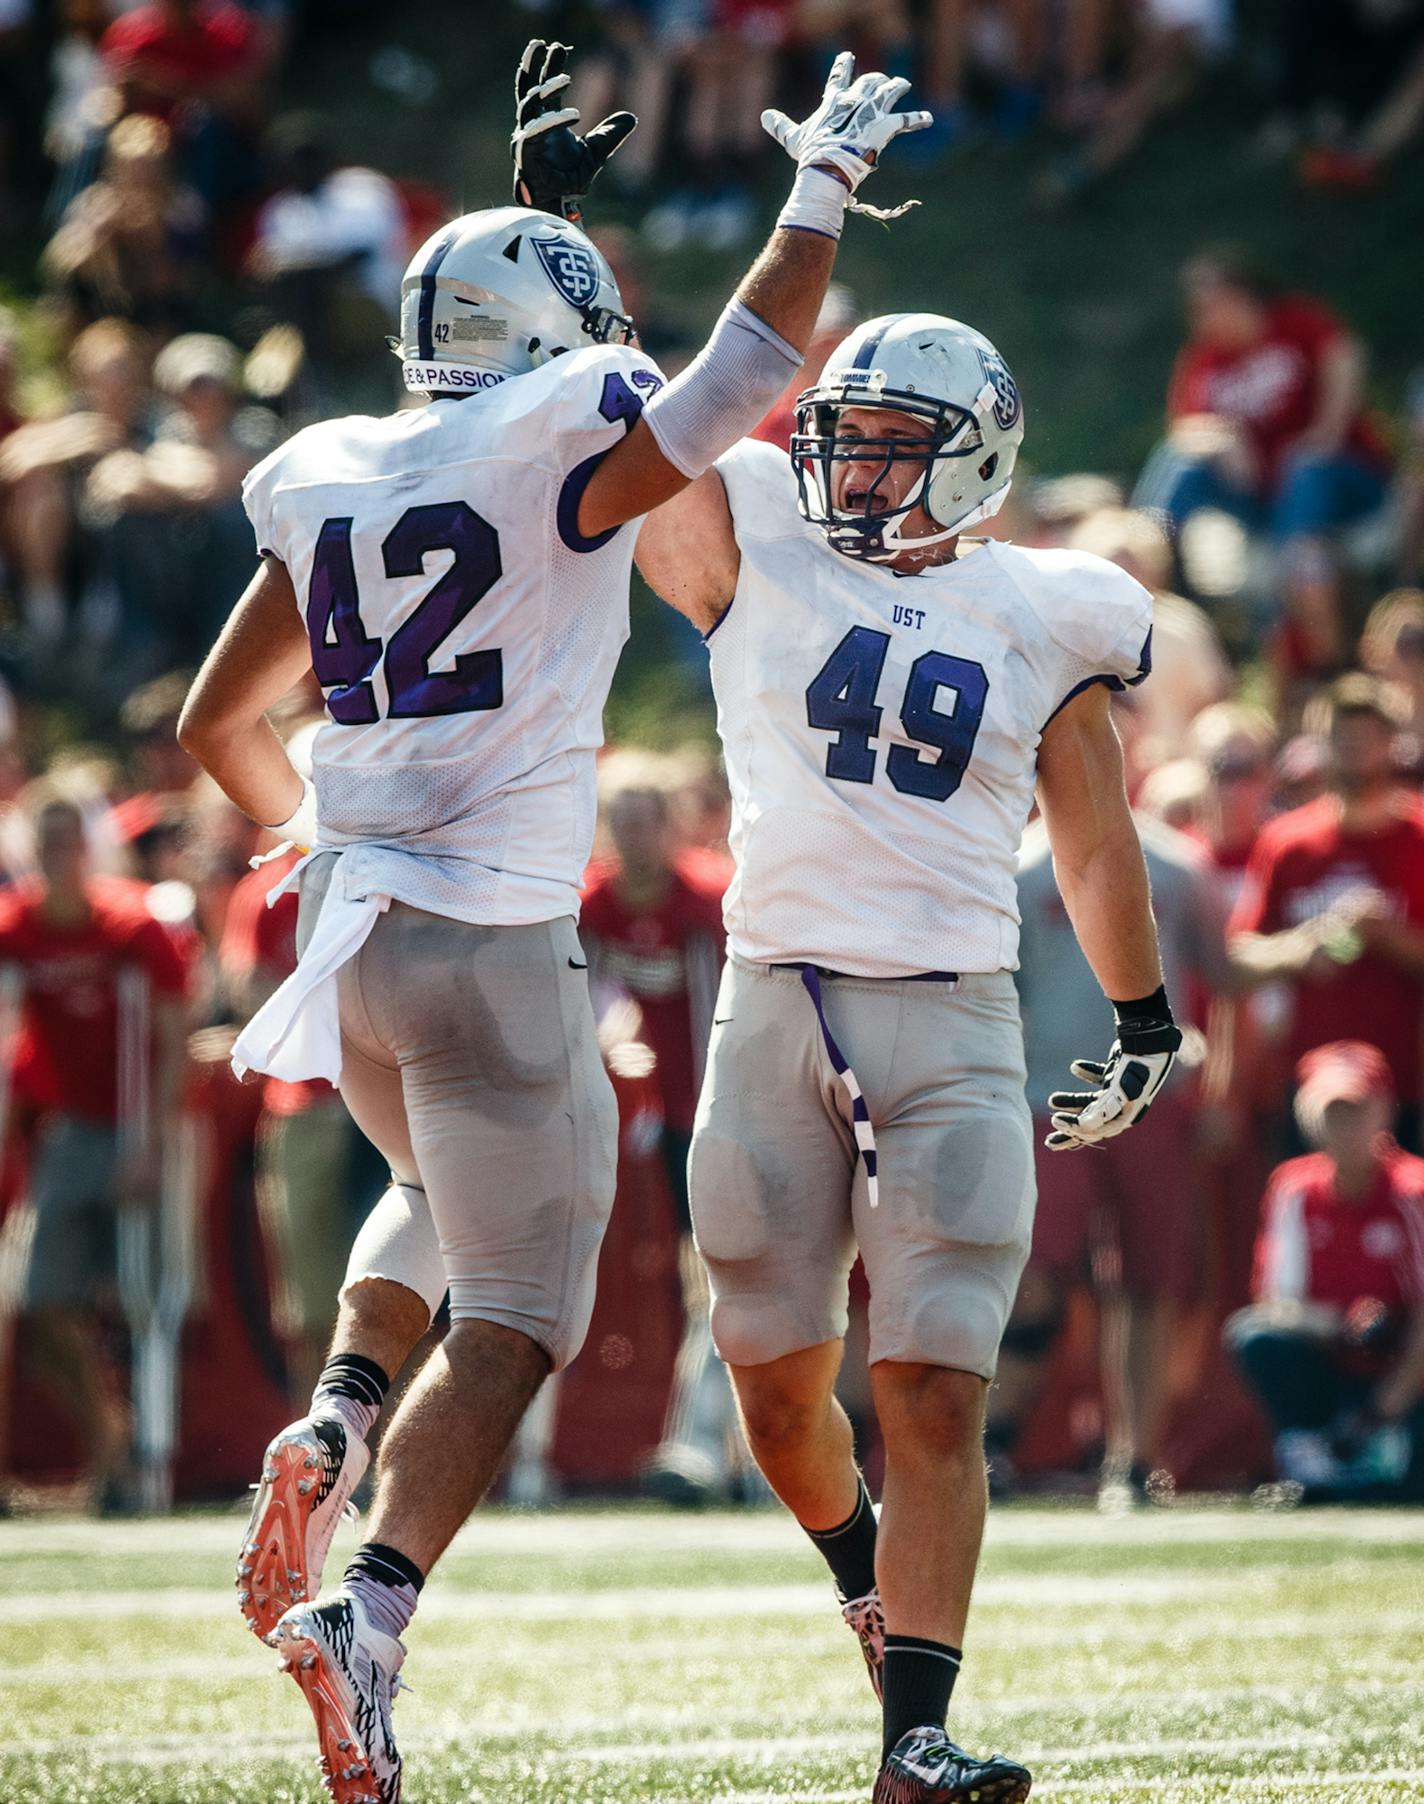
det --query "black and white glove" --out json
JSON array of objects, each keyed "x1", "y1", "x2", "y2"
[
  {"x1": 762, "y1": 51, "x2": 932, "y2": 222},
  {"x1": 511, "y1": 38, "x2": 637, "y2": 224},
  {"x1": 1045, "y1": 986, "x2": 1182, "y2": 1152}
]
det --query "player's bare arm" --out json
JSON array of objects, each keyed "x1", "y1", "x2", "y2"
[
  {"x1": 177, "y1": 554, "x2": 315, "y2": 840},
  {"x1": 635, "y1": 467, "x2": 740, "y2": 633},
  {"x1": 574, "y1": 51, "x2": 931, "y2": 541},
  {"x1": 579, "y1": 232, "x2": 837, "y2": 540},
  {"x1": 1035, "y1": 680, "x2": 1181, "y2": 1149},
  {"x1": 1036, "y1": 683, "x2": 1162, "y2": 1000}
]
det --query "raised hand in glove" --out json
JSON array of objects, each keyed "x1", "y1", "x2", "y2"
[
  {"x1": 761, "y1": 50, "x2": 932, "y2": 219},
  {"x1": 512, "y1": 38, "x2": 637, "y2": 224},
  {"x1": 1045, "y1": 985, "x2": 1182, "y2": 1151}
]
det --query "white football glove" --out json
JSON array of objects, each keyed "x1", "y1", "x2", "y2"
[
  {"x1": 762, "y1": 52, "x2": 932, "y2": 219},
  {"x1": 1045, "y1": 1002, "x2": 1182, "y2": 1152}
]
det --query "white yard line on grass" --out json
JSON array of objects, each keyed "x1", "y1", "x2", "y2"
[
  {"x1": 0, "y1": 1560, "x2": 1392, "y2": 1626},
  {"x1": 2, "y1": 1504, "x2": 1421, "y2": 1560},
  {"x1": 552, "y1": 1719, "x2": 1415, "y2": 1768},
  {"x1": 709, "y1": 1776, "x2": 1424, "y2": 1804},
  {"x1": 3, "y1": 1662, "x2": 1421, "y2": 1741},
  {"x1": 5, "y1": 1715, "x2": 1419, "y2": 1772},
  {"x1": 1, "y1": 1604, "x2": 1420, "y2": 1666}
]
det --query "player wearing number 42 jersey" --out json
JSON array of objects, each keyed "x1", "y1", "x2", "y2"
[
  {"x1": 635, "y1": 312, "x2": 1183, "y2": 1802},
  {"x1": 178, "y1": 36, "x2": 933, "y2": 1804}
]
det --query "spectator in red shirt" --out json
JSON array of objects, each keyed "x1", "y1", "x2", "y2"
[
  {"x1": 1, "y1": 784, "x2": 189, "y2": 1511},
  {"x1": 1226, "y1": 1041, "x2": 1424, "y2": 1501},
  {"x1": 100, "y1": 0, "x2": 259, "y2": 125},
  {"x1": 99, "y1": 0, "x2": 265, "y2": 212},
  {"x1": 580, "y1": 758, "x2": 732, "y2": 1503},
  {"x1": 1229, "y1": 674, "x2": 1424, "y2": 1151},
  {"x1": 1133, "y1": 249, "x2": 1391, "y2": 671}
]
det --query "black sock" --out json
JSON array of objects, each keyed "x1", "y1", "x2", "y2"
[
  {"x1": 881, "y1": 1636, "x2": 962, "y2": 1760},
  {"x1": 345, "y1": 1541, "x2": 425, "y2": 1593},
  {"x1": 802, "y1": 1477, "x2": 878, "y2": 1602},
  {"x1": 344, "y1": 1541, "x2": 426, "y2": 1640},
  {"x1": 312, "y1": 1353, "x2": 390, "y2": 1442}
]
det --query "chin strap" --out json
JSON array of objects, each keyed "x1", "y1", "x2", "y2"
[{"x1": 844, "y1": 475, "x2": 1014, "y2": 562}]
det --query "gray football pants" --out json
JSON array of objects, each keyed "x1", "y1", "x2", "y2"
[{"x1": 298, "y1": 855, "x2": 617, "y2": 1371}]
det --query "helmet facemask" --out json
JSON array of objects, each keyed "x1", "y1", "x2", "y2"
[
  {"x1": 791, "y1": 386, "x2": 1005, "y2": 562},
  {"x1": 577, "y1": 301, "x2": 637, "y2": 350}
]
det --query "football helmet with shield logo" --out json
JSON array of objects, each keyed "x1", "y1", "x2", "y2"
[
  {"x1": 791, "y1": 312, "x2": 1025, "y2": 561},
  {"x1": 390, "y1": 205, "x2": 633, "y2": 396}
]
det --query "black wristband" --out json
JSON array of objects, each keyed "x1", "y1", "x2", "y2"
[{"x1": 1111, "y1": 984, "x2": 1173, "y2": 1026}]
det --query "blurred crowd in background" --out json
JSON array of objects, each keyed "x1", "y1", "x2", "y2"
[{"x1": 2, "y1": 0, "x2": 1424, "y2": 1517}]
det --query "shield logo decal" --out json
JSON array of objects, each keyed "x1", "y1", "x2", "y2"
[
  {"x1": 976, "y1": 346, "x2": 1021, "y2": 431},
  {"x1": 532, "y1": 234, "x2": 600, "y2": 309}
]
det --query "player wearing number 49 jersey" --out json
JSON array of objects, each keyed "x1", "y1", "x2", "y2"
[
  {"x1": 636, "y1": 311, "x2": 1183, "y2": 1803},
  {"x1": 180, "y1": 35, "x2": 933, "y2": 1804}
]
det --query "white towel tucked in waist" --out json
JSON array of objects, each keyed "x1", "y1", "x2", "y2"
[{"x1": 230, "y1": 848, "x2": 390, "y2": 1086}]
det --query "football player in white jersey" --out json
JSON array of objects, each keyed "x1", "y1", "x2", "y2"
[
  {"x1": 177, "y1": 41, "x2": 932, "y2": 1804},
  {"x1": 632, "y1": 314, "x2": 1184, "y2": 1803}
]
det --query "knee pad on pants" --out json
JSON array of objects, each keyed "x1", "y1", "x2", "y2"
[
  {"x1": 341, "y1": 1182, "x2": 446, "y2": 1321},
  {"x1": 707, "y1": 1274, "x2": 847, "y2": 1370}
]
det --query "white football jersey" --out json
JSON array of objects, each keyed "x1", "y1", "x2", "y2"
[
  {"x1": 242, "y1": 342, "x2": 666, "y2": 925},
  {"x1": 709, "y1": 438, "x2": 1154, "y2": 976}
]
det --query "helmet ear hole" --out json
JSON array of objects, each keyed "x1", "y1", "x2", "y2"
[{"x1": 978, "y1": 452, "x2": 998, "y2": 482}]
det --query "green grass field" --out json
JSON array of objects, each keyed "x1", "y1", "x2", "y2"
[{"x1": 3, "y1": 1503, "x2": 1422, "y2": 1803}]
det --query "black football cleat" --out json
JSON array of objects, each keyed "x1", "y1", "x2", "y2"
[{"x1": 872, "y1": 1726, "x2": 1032, "y2": 1804}]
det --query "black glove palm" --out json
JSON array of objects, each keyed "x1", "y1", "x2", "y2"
[{"x1": 512, "y1": 39, "x2": 637, "y2": 224}]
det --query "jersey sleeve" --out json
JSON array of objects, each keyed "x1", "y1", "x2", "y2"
[
  {"x1": 241, "y1": 439, "x2": 289, "y2": 561},
  {"x1": 1037, "y1": 549, "x2": 1155, "y2": 726},
  {"x1": 551, "y1": 343, "x2": 669, "y2": 555},
  {"x1": 713, "y1": 437, "x2": 802, "y2": 544}
]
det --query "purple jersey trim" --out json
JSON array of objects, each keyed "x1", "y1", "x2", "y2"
[
  {"x1": 702, "y1": 596, "x2": 734, "y2": 643},
  {"x1": 557, "y1": 447, "x2": 621, "y2": 554},
  {"x1": 1043, "y1": 672, "x2": 1124, "y2": 730}
]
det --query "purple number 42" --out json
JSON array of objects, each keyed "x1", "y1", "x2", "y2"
[{"x1": 307, "y1": 501, "x2": 503, "y2": 725}]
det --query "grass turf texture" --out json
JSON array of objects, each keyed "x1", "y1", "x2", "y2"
[{"x1": 2, "y1": 1504, "x2": 1422, "y2": 1802}]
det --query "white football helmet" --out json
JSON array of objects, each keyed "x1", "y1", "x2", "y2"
[
  {"x1": 791, "y1": 312, "x2": 1025, "y2": 561},
  {"x1": 390, "y1": 204, "x2": 633, "y2": 396}
]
